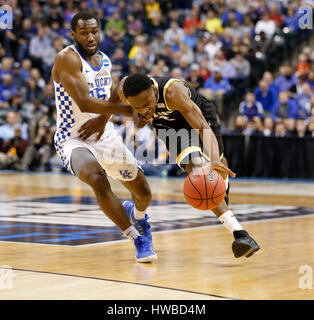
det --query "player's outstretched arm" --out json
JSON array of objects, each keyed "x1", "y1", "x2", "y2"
[
  {"x1": 53, "y1": 50, "x2": 133, "y2": 115},
  {"x1": 78, "y1": 78, "x2": 136, "y2": 140},
  {"x1": 165, "y1": 81, "x2": 235, "y2": 178}
]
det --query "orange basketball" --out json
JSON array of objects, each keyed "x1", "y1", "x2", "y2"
[{"x1": 183, "y1": 167, "x2": 226, "y2": 210}]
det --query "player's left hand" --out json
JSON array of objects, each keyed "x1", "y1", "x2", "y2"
[{"x1": 78, "y1": 115, "x2": 109, "y2": 141}]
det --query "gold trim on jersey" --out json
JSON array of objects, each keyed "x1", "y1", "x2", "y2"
[
  {"x1": 150, "y1": 77, "x2": 159, "y2": 91},
  {"x1": 176, "y1": 146, "x2": 202, "y2": 166},
  {"x1": 163, "y1": 79, "x2": 192, "y2": 111},
  {"x1": 176, "y1": 145, "x2": 224, "y2": 167}
]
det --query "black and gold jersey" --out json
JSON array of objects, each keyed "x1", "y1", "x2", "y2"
[
  {"x1": 150, "y1": 76, "x2": 224, "y2": 158},
  {"x1": 151, "y1": 76, "x2": 218, "y2": 131}
]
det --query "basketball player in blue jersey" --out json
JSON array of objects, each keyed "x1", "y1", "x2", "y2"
[
  {"x1": 51, "y1": 12, "x2": 157, "y2": 262},
  {"x1": 80, "y1": 73, "x2": 260, "y2": 258}
]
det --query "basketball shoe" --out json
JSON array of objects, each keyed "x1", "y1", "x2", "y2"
[
  {"x1": 123, "y1": 200, "x2": 157, "y2": 261},
  {"x1": 232, "y1": 230, "x2": 260, "y2": 258},
  {"x1": 133, "y1": 235, "x2": 157, "y2": 263}
]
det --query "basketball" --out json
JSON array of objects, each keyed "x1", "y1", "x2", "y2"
[{"x1": 183, "y1": 168, "x2": 226, "y2": 210}]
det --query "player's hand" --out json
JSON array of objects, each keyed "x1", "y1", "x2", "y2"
[
  {"x1": 78, "y1": 115, "x2": 109, "y2": 141},
  {"x1": 208, "y1": 161, "x2": 236, "y2": 180},
  {"x1": 133, "y1": 112, "x2": 149, "y2": 128}
]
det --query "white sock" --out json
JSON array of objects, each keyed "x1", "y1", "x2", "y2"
[
  {"x1": 134, "y1": 207, "x2": 146, "y2": 220},
  {"x1": 218, "y1": 210, "x2": 243, "y2": 234},
  {"x1": 123, "y1": 225, "x2": 140, "y2": 240}
]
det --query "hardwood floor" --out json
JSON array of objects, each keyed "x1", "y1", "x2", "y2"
[{"x1": 0, "y1": 173, "x2": 313, "y2": 300}]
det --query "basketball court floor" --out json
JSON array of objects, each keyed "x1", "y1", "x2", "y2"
[{"x1": 0, "y1": 172, "x2": 313, "y2": 300}]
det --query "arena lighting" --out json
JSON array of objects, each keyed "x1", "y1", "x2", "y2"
[
  {"x1": 254, "y1": 35, "x2": 261, "y2": 42},
  {"x1": 274, "y1": 35, "x2": 284, "y2": 44},
  {"x1": 255, "y1": 51, "x2": 265, "y2": 59},
  {"x1": 283, "y1": 26, "x2": 291, "y2": 33}
]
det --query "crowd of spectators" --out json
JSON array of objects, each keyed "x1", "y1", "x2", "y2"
[
  {"x1": 0, "y1": 0, "x2": 313, "y2": 174},
  {"x1": 234, "y1": 54, "x2": 314, "y2": 139}
]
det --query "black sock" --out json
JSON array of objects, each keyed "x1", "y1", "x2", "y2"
[{"x1": 225, "y1": 182, "x2": 230, "y2": 205}]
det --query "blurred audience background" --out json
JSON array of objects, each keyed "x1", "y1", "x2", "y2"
[{"x1": 0, "y1": 0, "x2": 313, "y2": 178}]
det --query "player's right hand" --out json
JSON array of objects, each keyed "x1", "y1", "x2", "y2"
[
  {"x1": 78, "y1": 115, "x2": 110, "y2": 141},
  {"x1": 209, "y1": 161, "x2": 236, "y2": 180}
]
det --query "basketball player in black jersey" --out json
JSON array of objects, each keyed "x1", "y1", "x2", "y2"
[{"x1": 79, "y1": 73, "x2": 260, "y2": 258}]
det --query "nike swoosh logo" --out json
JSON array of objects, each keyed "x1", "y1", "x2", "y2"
[{"x1": 86, "y1": 70, "x2": 90, "y2": 73}]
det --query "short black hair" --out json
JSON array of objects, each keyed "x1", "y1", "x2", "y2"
[
  {"x1": 71, "y1": 12, "x2": 100, "y2": 31},
  {"x1": 123, "y1": 73, "x2": 152, "y2": 98}
]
